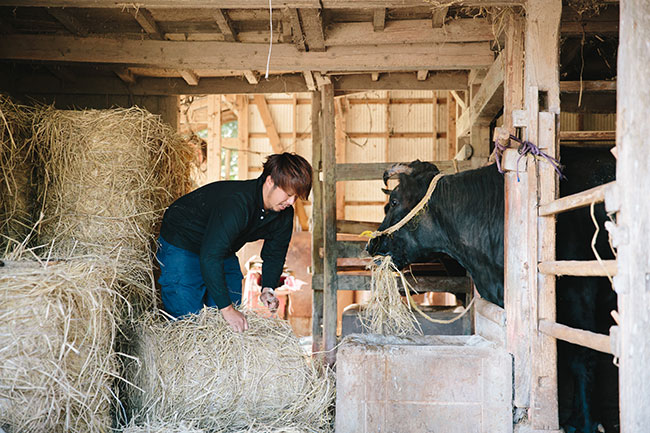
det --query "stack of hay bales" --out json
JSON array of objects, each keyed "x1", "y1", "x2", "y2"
[
  {"x1": 0, "y1": 95, "x2": 37, "y2": 255},
  {"x1": 124, "y1": 309, "x2": 334, "y2": 433},
  {"x1": 31, "y1": 106, "x2": 194, "y2": 309},
  {"x1": 0, "y1": 259, "x2": 123, "y2": 433}
]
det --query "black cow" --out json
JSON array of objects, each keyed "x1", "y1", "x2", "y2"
[{"x1": 367, "y1": 148, "x2": 618, "y2": 433}]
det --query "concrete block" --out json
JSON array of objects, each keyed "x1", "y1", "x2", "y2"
[{"x1": 336, "y1": 334, "x2": 513, "y2": 433}]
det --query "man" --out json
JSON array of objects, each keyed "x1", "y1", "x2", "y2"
[{"x1": 157, "y1": 152, "x2": 312, "y2": 331}]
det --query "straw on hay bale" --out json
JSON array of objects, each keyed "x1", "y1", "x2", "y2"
[
  {"x1": 0, "y1": 259, "x2": 125, "y2": 433},
  {"x1": 31, "y1": 106, "x2": 195, "y2": 309},
  {"x1": 360, "y1": 255, "x2": 422, "y2": 336},
  {"x1": 124, "y1": 309, "x2": 334, "y2": 433},
  {"x1": 0, "y1": 95, "x2": 37, "y2": 255},
  {"x1": 120, "y1": 420, "x2": 315, "y2": 433}
]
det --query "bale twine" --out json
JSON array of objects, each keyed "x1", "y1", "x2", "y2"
[
  {"x1": 0, "y1": 259, "x2": 125, "y2": 433},
  {"x1": 31, "y1": 106, "x2": 194, "y2": 309},
  {"x1": 360, "y1": 255, "x2": 422, "y2": 336},
  {"x1": 124, "y1": 309, "x2": 334, "y2": 432},
  {"x1": 0, "y1": 95, "x2": 37, "y2": 255}
]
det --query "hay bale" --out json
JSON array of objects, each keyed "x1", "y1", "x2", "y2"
[
  {"x1": 125, "y1": 309, "x2": 334, "y2": 432},
  {"x1": 0, "y1": 259, "x2": 125, "y2": 433},
  {"x1": 0, "y1": 95, "x2": 37, "y2": 255},
  {"x1": 360, "y1": 255, "x2": 422, "y2": 336},
  {"x1": 31, "y1": 106, "x2": 194, "y2": 308}
]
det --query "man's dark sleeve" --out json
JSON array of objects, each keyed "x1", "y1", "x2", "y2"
[
  {"x1": 260, "y1": 208, "x2": 294, "y2": 288},
  {"x1": 200, "y1": 200, "x2": 249, "y2": 309}
]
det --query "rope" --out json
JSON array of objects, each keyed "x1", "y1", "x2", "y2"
[
  {"x1": 492, "y1": 133, "x2": 565, "y2": 182},
  {"x1": 362, "y1": 172, "x2": 445, "y2": 239}
]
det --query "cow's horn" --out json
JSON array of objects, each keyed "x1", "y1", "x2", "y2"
[{"x1": 383, "y1": 163, "x2": 412, "y2": 186}]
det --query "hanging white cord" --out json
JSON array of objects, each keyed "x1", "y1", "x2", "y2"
[{"x1": 265, "y1": 0, "x2": 273, "y2": 78}]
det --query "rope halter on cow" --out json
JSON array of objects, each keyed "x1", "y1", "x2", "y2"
[{"x1": 362, "y1": 171, "x2": 445, "y2": 239}]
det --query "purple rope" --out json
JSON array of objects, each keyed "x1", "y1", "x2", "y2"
[{"x1": 493, "y1": 134, "x2": 565, "y2": 182}]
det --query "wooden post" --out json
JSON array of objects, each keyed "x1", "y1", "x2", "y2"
[
  {"x1": 335, "y1": 98, "x2": 347, "y2": 220},
  {"x1": 432, "y1": 91, "x2": 439, "y2": 158},
  {"x1": 616, "y1": 1, "x2": 650, "y2": 430},
  {"x1": 206, "y1": 95, "x2": 222, "y2": 183},
  {"x1": 237, "y1": 95, "x2": 249, "y2": 180},
  {"x1": 526, "y1": 1, "x2": 561, "y2": 429},
  {"x1": 447, "y1": 92, "x2": 457, "y2": 159},
  {"x1": 503, "y1": 12, "x2": 528, "y2": 418},
  {"x1": 310, "y1": 90, "x2": 324, "y2": 354},
  {"x1": 321, "y1": 83, "x2": 338, "y2": 366}
]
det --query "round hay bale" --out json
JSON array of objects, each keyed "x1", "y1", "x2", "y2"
[
  {"x1": 0, "y1": 259, "x2": 125, "y2": 433},
  {"x1": 0, "y1": 95, "x2": 37, "y2": 255},
  {"x1": 125, "y1": 309, "x2": 334, "y2": 432},
  {"x1": 31, "y1": 106, "x2": 195, "y2": 309}
]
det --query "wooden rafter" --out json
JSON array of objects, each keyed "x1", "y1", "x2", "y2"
[
  {"x1": 129, "y1": 8, "x2": 164, "y2": 40},
  {"x1": 243, "y1": 70, "x2": 259, "y2": 84},
  {"x1": 47, "y1": 8, "x2": 89, "y2": 36},
  {"x1": 286, "y1": 8, "x2": 306, "y2": 52},
  {"x1": 431, "y1": 7, "x2": 448, "y2": 28},
  {"x1": 416, "y1": 70, "x2": 428, "y2": 81},
  {"x1": 299, "y1": 8, "x2": 325, "y2": 51},
  {"x1": 214, "y1": 9, "x2": 236, "y2": 42},
  {"x1": 253, "y1": 95, "x2": 282, "y2": 153},
  {"x1": 373, "y1": 8, "x2": 386, "y2": 32},
  {"x1": 0, "y1": 0, "x2": 527, "y2": 7},
  {"x1": 113, "y1": 67, "x2": 136, "y2": 84},
  {"x1": 0, "y1": 35, "x2": 495, "y2": 71},
  {"x1": 180, "y1": 69, "x2": 200, "y2": 86}
]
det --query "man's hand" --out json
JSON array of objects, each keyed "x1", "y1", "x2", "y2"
[
  {"x1": 221, "y1": 305, "x2": 248, "y2": 332},
  {"x1": 260, "y1": 287, "x2": 280, "y2": 313}
]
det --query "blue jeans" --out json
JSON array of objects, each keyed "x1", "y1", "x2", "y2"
[{"x1": 156, "y1": 236, "x2": 243, "y2": 318}]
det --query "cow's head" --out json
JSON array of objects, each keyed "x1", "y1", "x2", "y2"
[{"x1": 366, "y1": 160, "x2": 442, "y2": 269}]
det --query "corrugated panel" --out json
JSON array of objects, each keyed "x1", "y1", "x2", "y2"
[
  {"x1": 560, "y1": 112, "x2": 580, "y2": 131},
  {"x1": 388, "y1": 138, "x2": 434, "y2": 162},
  {"x1": 346, "y1": 180, "x2": 387, "y2": 202},
  {"x1": 391, "y1": 103, "x2": 433, "y2": 133},
  {"x1": 347, "y1": 103, "x2": 386, "y2": 133},
  {"x1": 268, "y1": 104, "x2": 294, "y2": 133},
  {"x1": 346, "y1": 137, "x2": 385, "y2": 164},
  {"x1": 585, "y1": 113, "x2": 616, "y2": 131},
  {"x1": 389, "y1": 90, "x2": 435, "y2": 99},
  {"x1": 347, "y1": 90, "x2": 386, "y2": 101},
  {"x1": 296, "y1": 104, "x2": 312, "y2": 134},
  {"x1": 295, "y1": 138, "x2": 312, "y2": 162}
]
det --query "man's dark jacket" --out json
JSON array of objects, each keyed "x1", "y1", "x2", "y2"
[{"x1": 160, "y1": 175, "x2": 293, "y2": 309}]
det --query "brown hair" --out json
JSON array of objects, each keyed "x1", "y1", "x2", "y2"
[{"x1": 262, "y1": 153, "x2": 312, "y2": 200}]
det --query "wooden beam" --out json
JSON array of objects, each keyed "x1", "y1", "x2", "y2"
[
  {"x1": 0, "y1": 35, "x2": 495, "y2": 72},
  {"x1": 560, "y1": 80, "x2": 617, "y2": 92},
  {"x1": 559, "y1": 130, "x2": 616, "y2": 141},
  {"x1": 303, "y1": 71, "x2": 316, "y2": 91},
  {"x1": 0, "y1": 0, "x2": 528, "y2": 7},
  {"x1": 313, "y1": 71, "x2": 331, "y2": 88},
  {"x1": 129, "y1": 8, "x2": 164, "y2": 40},
  {"x1": 299, "y1": 8, "x2": 325, "y2": 51},
  {"x1": 373, "y1": 8, "x2": 386, "y2": 32},
  {"x1": 179, "y1": 69, "x2": 200, "y2": 86},
  {"x1": 237, "y1": 95, "x2": 249, "y2": 180},
  {"x1": 313, "y1": 274, "x2": 472, "y2": 294},
  {"x1": 539, "y1": 320, "x2": 612, "y2": 355},
  {"x1": 431, "y1": 7, "x2": 448, "y2": 28},
  {"x1": 243, "y1": 70, "x2": 259, "y2": 85},
  {"x1": 287, "y1": 8, "x2": 306, "y2": 52},
  {"x1": 47, "y1": 8, "x2": 89, "y2": 36},
  {"x1": 335, "y1": 160, "x2": 470, "y2": 181},
  {"x1": 416, "y1": 70, "x2": 428, "y2": 81},
  {"x1": 538, "y1": 260, "x2": 617, "y2": 277},
  {"x1": 326, "y1": 18, "x2": 493, "y2": 46},
  {"x1": 311, "y1": 90, "x2": 324, "y2": 354},
  {"x1": 206, "y1": 95, "x2": 222, "y2": 182},
  {"x1": 113, "y1": 67, "x2": 136, "y2": 84},
  {"x1": 253, "y1": 95, "x2": 282, "y2": 153},
  {"x1": 371, "y1": 72, "x2": 379, "y2": 81},
  {"x1": 334, "y1": 71, "x2": 468, "y2": 91},
  {"x1": 447, "y1": 91, "x2": 457, "y2": 157},
  {"x1": 214, "y1": 9, "x2": 236, "y2": 42}
]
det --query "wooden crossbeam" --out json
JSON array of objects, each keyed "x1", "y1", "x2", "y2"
[
  {"x1": 560, "y1": 81, "x2": 617, "y2": 92},
  {"x1": 287, "y1": 8, "x2": 306, "y2": 52},
  {"x1": 373, "y1": 8, "x2": 386, "y2": 32},
  {"x1": 0, "y1": 35, "x2": 494, "y2": 72},
  {"x1": 538, "y1": 181, "x2": 612, "y2": 216},
  {"x1": 253, "y1": 95, "x2": 282, "y2": 153},
  {"x1": 214, "y1": 9, "x2": 236, "y2": 42},
  {"x1": 47, "y1": 8, "x2": 88, "y2": 36},
  {"x1": 300, "y1": 8, "x2": 325, "y2": 51},
  {"x1": 538, "y1": 260, "x2": 617, "y2": 277},
  {"x1": 431, "y1": 7, "x2": 448, "y2": 28},
  {"x1": 243, "y1": 70, "x2": 259, "y2": 84},
  {"x1": 130, "y1": 8, "x2": 163, "y2": 40},
  {"x1": 336, "y1": 160, "x2": 471, "y2": 181},
  {"x1": 0, "y1": 0, "x2": 528, "y2": 7},
  {"x1": 180, "y1": 69, "x2": 200, "y2": 86},
  {"x1": 539, "y1": 319, "x2": 612, "y2": 355}
]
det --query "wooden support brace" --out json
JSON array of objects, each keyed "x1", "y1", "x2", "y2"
[
  {"x1": 539, "y1": 319, "x2": 612, "y2": 354},
  {"x1": 130, "y1": 8, "x2": 164, "y2": 40},
  {"x1": 253, "y1": 95, "x2": 282, "y2": 153},
  {"x1": 114, "y1": 67, "x2": 136, "y2": 84},
  {"x1": 214, "y1": 9, "x2": 236, "y2": 42},
  {"x1": 287, "y1": 8, "x2": 306, "y2": 52},
  {"x1": 373, "y1": 8, "x2": 386, "y2": 32},
  {"x1": 416, "y1": 70, "x2": 428, "y2": 81},
  {"x1": 243, "y1": 70, "x2": 259, "y2": 85},
  {"x1": 303, "y1": 71, "x2": 317, "y2": 91},
  {"x1": 180, "y1": 69, "x2": 200, "y2": 86},
  {"x1": 47, "y1": 8, "x2": 88, "y2": 36},
  {"x1": 431, "y1": 7, "x2": 448, "y2": 28},
  {"x1": 538, "y1": 260, "x2": 617, "y2": 277}
]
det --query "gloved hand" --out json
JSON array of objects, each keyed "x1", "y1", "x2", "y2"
[{"x1": 260, "y1": 287, "x2": 279, "y2": 313}]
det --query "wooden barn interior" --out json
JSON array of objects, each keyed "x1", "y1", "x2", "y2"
[{"x1": 0, "y1": 0, "x2": 648, "y2": 432}]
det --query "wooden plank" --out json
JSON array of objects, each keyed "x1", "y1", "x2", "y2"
[
  {"x1": 560, "y1": 80, "x2": 616, "y2": 92},
  {"x1": 335, "y1": 160, "x2": 471, "y2": 181},
  {"x1": 214, "y1": 9, "x2": 236, "y2": 42},
  {"x1": 313, "y1": 274, "x2": 473, "y2": 294},
  {"x1": 300, "y1": 8, "x2": 325, "y2": 51},
  {"x1": 431, "y1": 7, "x2": 448, "y2": 28},
  {"x1": 326, "y1": 18, "x2": 494, "y2": 46},
  {"x1": 447, "y1": 91, "x2": 457, "y2": 158},
  {"x1": 559, "y1": 130, "x2": 615, "y2": 141},
  {"x1": 416, "y1": 70, "x2": 428, "y2": 81},
  {"x1": 287, "y1": 8, "x2": 306, "y2": 52},
  {"x1": 130, "y1": 8, "x2": 164, "y2": 40},
  {"x1": 539, "y1": 320, "x2": 612, "y2": 354},
  {"x1": 0, "y1": 0, "x2": 527, "y2": 7},
  {"x1": 335, "y1": 98, "x2": 347, "y2": 220},
  {"x1": 337, "y1": 219, "x2": 379, "y2": 234},
  {"x1": 310, "y1": 91, "x2": 324, "y2": 354},
  {"x1": 179, "y1": 69, "x2": 200, "y2": 86},
  {"x1": 373, "y1": 8, "x2": 386, "y2": 32},
  {"x1": 538, "y1": 181, "x2": 612, "y2": 216},
  {"x1": 303, "y1": 71, "x2": 316, "y2": 91},
  {"x1": 538, "y1": 260, "x2": 617, "y2": 277},
  {"x1": 336, "y1": 70, "x2": 469, "y2": 90},
  {"x1": 47, "y1": 8, "x2": 88, "y2": 36},
  {"x1": 243, "y1": 70, "x2": 259, "y2": 84},
  {"x1": 321, "y1": 83, "x2": 337, "y2": 366},
  {"x1": 476, "y1": 298, "x2": 505, "y2": 326},
  {"x1": 237, "y1": 95, "x2": 249, "y2": 179},
  {"x1": 206, "y1": 95, "x2": 222, "y2": 182},
  {"x1": 432, "y1": 91, "x2": 439, "y2": 158},
  {"x1": 0, "y1": 35, "x2": 495, "y2": 71},
  {"x1": 253, "y1": 95, "x2": 282, "y2": 153},
  {"x1": 336, "y1": 240, "x2": 366, "y2": 258},
  {"x1": 617, "y1": 1, "x2": 650, "y2": 429}
]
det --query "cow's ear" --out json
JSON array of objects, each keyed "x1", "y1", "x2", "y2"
[{"x1": 381, "y1": 188, "x2": 392, "y2": 195}]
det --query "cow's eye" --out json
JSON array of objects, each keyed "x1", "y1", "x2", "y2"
[{"x1": 390, "y1": 198, "x2": 398, "y2": 207}]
